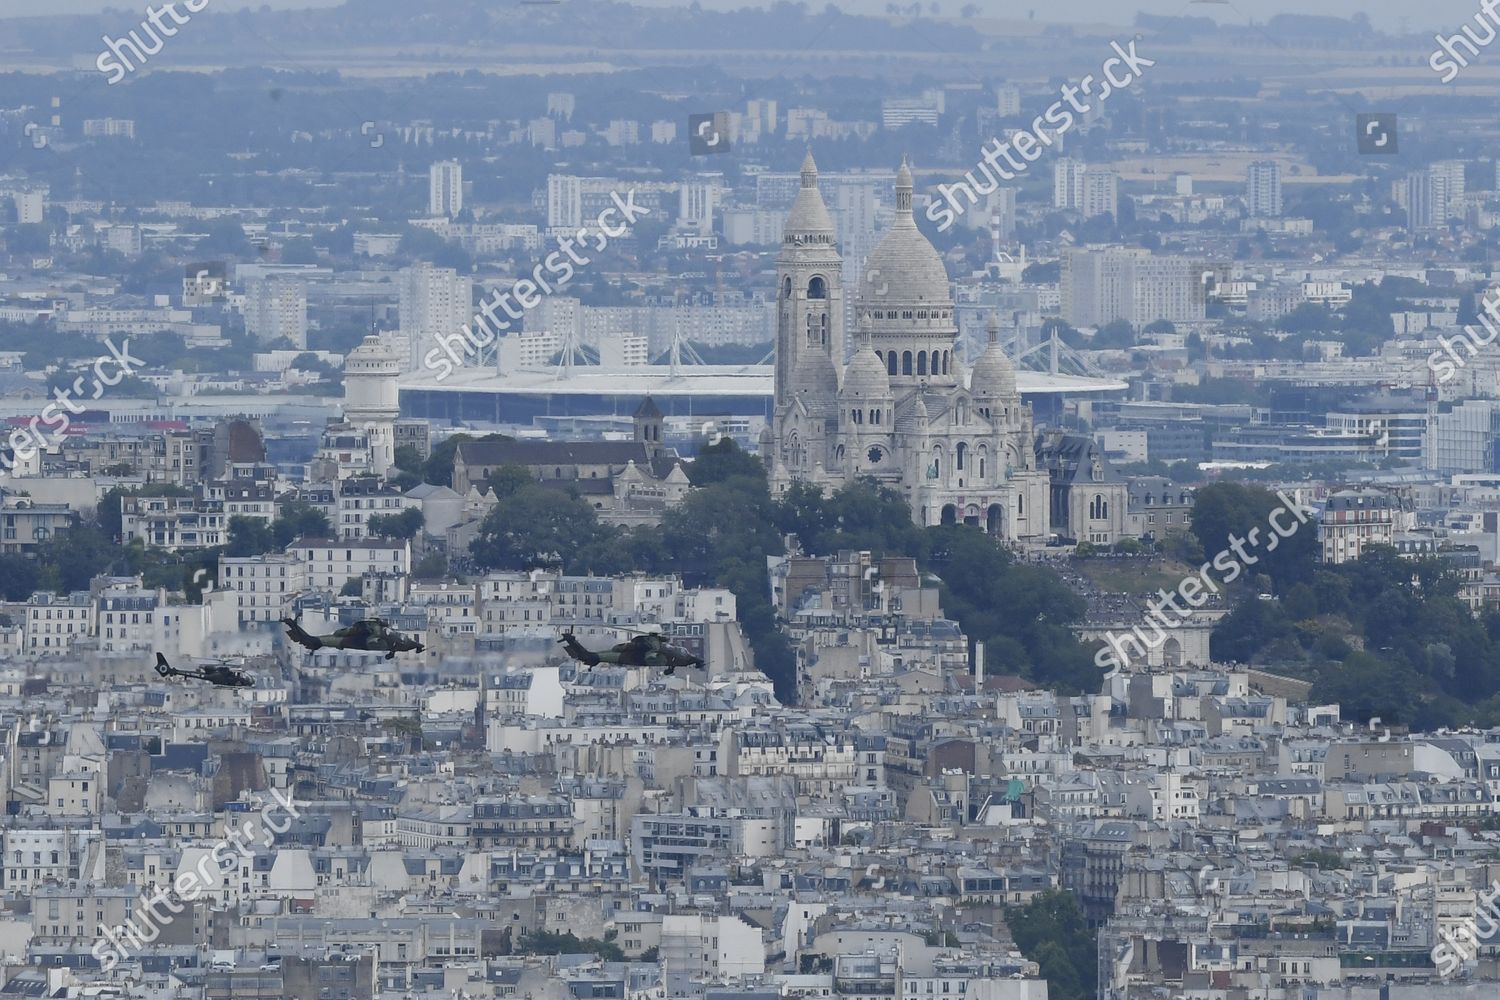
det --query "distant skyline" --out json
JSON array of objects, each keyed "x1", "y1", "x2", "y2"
[{"x1": 0, "y1": 0, "x2": 1485, "y2": 33}]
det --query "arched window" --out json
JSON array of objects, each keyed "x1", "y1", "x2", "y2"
[
  {"x1": 944, "y1": 351, "x2": 951, "y2": 375},
  {"x1": 1090, "y1": 494, "x2": 1109, "y2": 520},
  {"x1": 782, "y1": 277, "x2": 792, "y2": 299},
  {"x1": 887, "y1": 352, "x2": 898, "y2": 375},
  {"x1": 917, "y1": 352, "x2": 927, "y2": 376},
  {"x1": 978, "y1": 456, "x2": 986, "y2": 478},
  {"x1": 870, "y1": 409, "x2": 881, "y2": 425},
  {"x1": 902, "y1": 351, "x2": 913, "y2": 375},
  {"x1": 956, "y1": 442, "x2": 967, "y2": 471},
  {"x1": 808, "y1": 276, "x2": 827, "y2": 299}
]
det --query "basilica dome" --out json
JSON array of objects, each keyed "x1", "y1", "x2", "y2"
[{"x1": 860, "y1": 160, "x2": 951, "y2": 307}]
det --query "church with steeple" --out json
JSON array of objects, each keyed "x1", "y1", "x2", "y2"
[{"x1": 762, "y1": 153, "x2": 1056, "y2": 542}]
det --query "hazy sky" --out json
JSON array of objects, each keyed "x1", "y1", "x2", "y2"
[{"x1": 0, "y1": 0, "x2": 1484, "y2": 34}]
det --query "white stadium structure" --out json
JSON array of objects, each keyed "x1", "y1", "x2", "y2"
[{"x1": 398, "y1": 362, "x2": 1128, "y2": 427}]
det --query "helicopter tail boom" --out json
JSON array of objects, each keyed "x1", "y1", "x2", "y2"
[
  {"x1": 281, "y1": 617, "x2": 323, "y2": 651},
  {"x1": 558, "y1": 631, "x2": 601, "y2": 666}
]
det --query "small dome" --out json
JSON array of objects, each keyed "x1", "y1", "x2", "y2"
[
  {"x1": 970, "y1": 315, "x2": 1017, "y2": 399},
  {"x1": 842, "y1": 343, "x2": 891, "y2": 399},
  {"x1": 784, "y1": 149, "x2": 836, "y2": 240}
]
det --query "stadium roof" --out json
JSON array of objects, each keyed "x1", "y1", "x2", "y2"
[{"x1": 399, "y1": 364, "x2": 1128, "y2": 398}]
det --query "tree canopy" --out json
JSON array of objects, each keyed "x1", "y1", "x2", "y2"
[{"x1": 1004, "y1": 890, "x2": 1096, "y2": 1000}]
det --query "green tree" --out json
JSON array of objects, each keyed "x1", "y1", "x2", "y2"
[
  {"x1": 687, "y1": 438, "x2": 767, "y2": 486},
  {"x1": 394, "y1": 445, "x2": 423, "y2": 475},
  {"x1": 922, "y1": 525, "x2": 1101, "y2": 692},
  {"x1": 0, "y1": 555, "x2": 39, "y2": 600},
  {"x1": 513, "y1": 929, "x2": 624, "y2": 963},
  {"x1": 1004, "y1": 890, "x2": 1096, "y2": 1000},
  {"x1": 775, "y1": 478, "x2": 922, "y2": 558},
  {"x1": 226, "y1": 516, "x2": 275, "y2": 557},
  {"x1": 37, "y1": 521, "x2": 116, "y2": 593},
  {"x1": 367, "y1": 508, "x2": 424, "y2": 540},
  {"x1": 1092, "y1": 319, "x2": 1136, "y2": 349},
  {"x1": 1189, "y1": 482, "x2": 1316, "y2": 592},
  {"x1": 472, "y1": 485, "x2": 611, "y2": 571},
  {"x1": 1309, "y1": 651, "x2": 1426, "y2": 724},
  {"x1": 660, "y1": 467, "x2": 791, "y2": 698},
  {"x1": 272, "y1": 501, "x2": 331, "y2": 547},
  {"x1": 485, "y1": 464, "x2": 535, "y2": 499}
]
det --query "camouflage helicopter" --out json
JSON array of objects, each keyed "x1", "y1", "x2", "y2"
[
  {"x1": 558, "y1": 627, "x2": 704, "y2": 675},
  {"x1": 154, "y1": 653, "x2": 255, "y2": 688},
  {"x1": 281, "y1": 616, "x2": 425, "y2": 660}
]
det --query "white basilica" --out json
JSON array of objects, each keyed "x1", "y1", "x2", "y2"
[{"x1": 763, "y1": 153, "x2": 1056, "y2": 542}]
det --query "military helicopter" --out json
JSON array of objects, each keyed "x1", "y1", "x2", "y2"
[
  {"x1": 558, "y1": 627, "x2": 704, "y2": 675},
  {"x1": 154, "y1": 653, "x2": 255, "y2": 688},
  {"x1": 282, "y1": 616, "x2": 426, "y2": 659}
]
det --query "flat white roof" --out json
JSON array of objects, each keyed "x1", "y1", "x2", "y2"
[{"x1": 399, "y1": 364, "x2": 1128, "y2": 397}]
